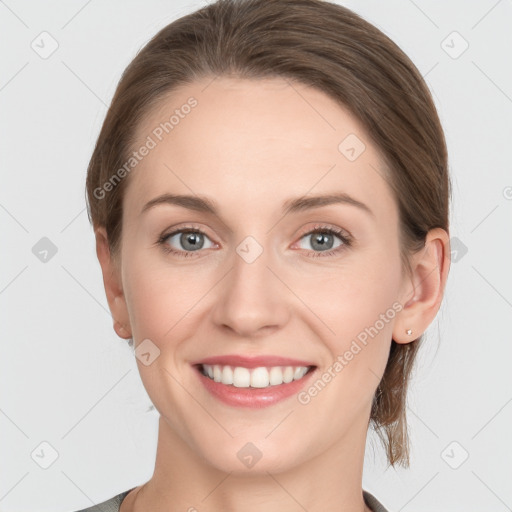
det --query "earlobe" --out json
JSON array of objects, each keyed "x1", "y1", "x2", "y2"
[
  {"x1": 393, "y1": 228, "x2": 450, "y2": 344},
  {"x1": 113, "y1": 318, "x2": 132, "y2": 339},
  {"x1": 95, "y1": 227, "x2": 132, "y2": 339}
]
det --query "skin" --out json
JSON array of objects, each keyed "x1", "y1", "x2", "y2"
[{"x1": 95, "y1": 76, "x2": 450, "y2": 512}]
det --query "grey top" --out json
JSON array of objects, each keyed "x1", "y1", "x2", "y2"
[{"x1": 75, "y1": 488, "x2": 389, "y2": 512}]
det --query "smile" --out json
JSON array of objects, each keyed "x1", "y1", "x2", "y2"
[
  {"x1": 200, "y1": 364, "x2": 312, "y2": 388},
  {"x1": 191, "y1": 355, "x2": 317, "y2": 408}
]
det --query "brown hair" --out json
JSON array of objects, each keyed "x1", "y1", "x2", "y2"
[{"x1": 86, "y1": 0, "x2": 450, "y2": 467}]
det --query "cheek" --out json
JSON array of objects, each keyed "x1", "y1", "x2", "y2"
[
  {"x1": 301, "y1": 254, "x2": 402, "y2": 345},
  {"x1": 292, "y1": 262, "x2": 402, "y2": 434},
  {"x1": 123, "y1": 234, "x2": 402, "y2": 347},
  {"x1": 122, "y1": 250, "x2": 214, "y2": 342},
  {"x1": 302, "y1": 249, "x2": 402, "y2": 396}
]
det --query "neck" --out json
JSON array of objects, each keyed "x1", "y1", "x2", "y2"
[{"x1": 131, "y1": 414, "x2": 372, "y2": 512}]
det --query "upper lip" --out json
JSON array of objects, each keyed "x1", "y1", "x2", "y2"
[{"x1": 192, "y1": 354, "x2": 316, "y2": 369}]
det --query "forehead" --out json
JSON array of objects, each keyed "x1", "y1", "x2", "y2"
[{"x1": 125, "y1": 76, "x2": 394, "y2": 219}]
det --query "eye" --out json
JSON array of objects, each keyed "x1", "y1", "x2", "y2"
[
  {"x1": 295, "y1": 224, "x2": 352, "y2": 258},
  {"x1": 157, "y1": 223, "x2": 352, "y2": 259},
  {"x1": 158, "y1": 225, "x2": 215, "y2": 258}
]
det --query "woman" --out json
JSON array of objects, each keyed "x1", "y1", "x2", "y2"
[{"x1": 79, "y1": 0, "x2": 451, "y2": 510}]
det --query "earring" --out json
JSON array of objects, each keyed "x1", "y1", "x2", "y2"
[{"x1": 406, "y1": 329, "x2": 412, "y2": 335}]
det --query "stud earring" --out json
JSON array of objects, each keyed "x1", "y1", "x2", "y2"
[{"x1": 406, "y1": 329, "x2": 412, "y2": 335}]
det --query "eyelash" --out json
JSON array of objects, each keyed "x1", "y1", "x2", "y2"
[{"x1": 157, "y1": 223, "x2": 353, "y2": 259}]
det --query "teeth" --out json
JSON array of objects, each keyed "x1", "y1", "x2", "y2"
[
  {"x1": 283, "y1": 366, "x2": 294, "y2": 383},
  {"x1": 233, "y1": 367, "x2": 251, "y2": 387},
  {"x1": 201, "y1": 364, "x2": 311, "y2": 388},
  {"x1": 250, "y1": 367, "x2": 269, "y2": 388},
  {"x1": 222, "y1": 365, "x2": 233, "y2": 385},
  {"x1": 269, "y1": 366, "x2": 284, "y2": 385},
  {"x1": 294, "y1": 366, "x2": 308, "y2": 380}
]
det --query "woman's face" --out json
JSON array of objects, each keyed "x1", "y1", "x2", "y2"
[{"x1": 113, "y1": 76, "x2": 412, "y2": 473}]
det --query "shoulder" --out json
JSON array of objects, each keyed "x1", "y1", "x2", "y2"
[
  {"x1": 363, "y1": 489, "x2": 391, "y2": 512},
  {"x1": 73, "y1": 489, "x2": 134, "y2": 512},
  {"x1": 74, "y1": 488, "x2": 386, "y2": 512}
]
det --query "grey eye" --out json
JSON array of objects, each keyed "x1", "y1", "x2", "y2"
[
  {"x1": 164, "y1": 230, "x2": 214, "y2": 252},
  {"x1": 298, "y1": 231, "x2": 344, "y2": 252}
]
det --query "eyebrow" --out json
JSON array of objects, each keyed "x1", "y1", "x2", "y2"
[{"x1": 140, "y1": 192, "x2": 374, "y2": 218}]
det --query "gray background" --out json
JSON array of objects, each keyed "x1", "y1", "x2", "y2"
[{"x1": 1, "y1": 0, "x2": 511, "y2": 511}]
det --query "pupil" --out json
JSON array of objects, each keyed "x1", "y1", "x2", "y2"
[
  {"x1": 313, "y1": 233, "x2": 332, "y2": 250},
  {"x1": 182, "y1": 232, "x2": 203, "y2": 251}
]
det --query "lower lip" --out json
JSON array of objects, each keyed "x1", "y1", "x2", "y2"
[{"x1": 195, "y1": 366, "x2": 316, "y2": 408}]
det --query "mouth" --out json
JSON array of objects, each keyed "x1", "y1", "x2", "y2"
[
  {"x1": 191, "y1": 355, "x2": 317, "y2": 408},
  {"x1": 198, "y1": 363, "x2": 315, "y2": 388}
]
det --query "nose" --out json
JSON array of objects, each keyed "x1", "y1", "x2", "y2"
[{"x1": 211, "y1": 237, "x2": 291, "y2": 339}]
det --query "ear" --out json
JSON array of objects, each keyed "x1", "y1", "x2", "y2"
[
  {"x1": 95, "y1": 227, "x2": 132, "y2": 339},
  {"x1": 393, "y1": 228, "x2": 450, "y2": 344}
]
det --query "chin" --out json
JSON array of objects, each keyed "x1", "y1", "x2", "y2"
[{"x1": 191, "y1": 432, "x2": 308, "y2": 476}]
